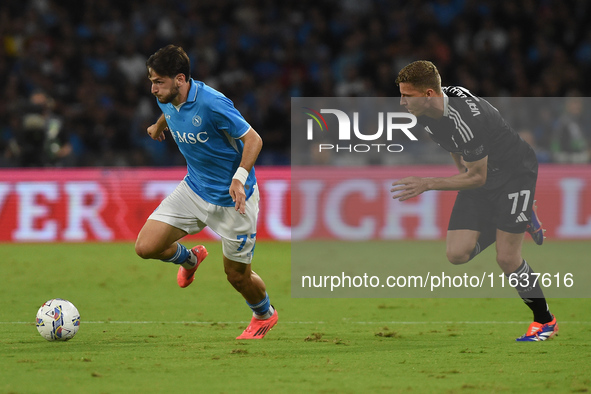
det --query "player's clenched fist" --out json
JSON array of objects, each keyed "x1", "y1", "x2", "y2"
[{"x1": 147, "y1": 124, "x2": 167, "y2": 141}]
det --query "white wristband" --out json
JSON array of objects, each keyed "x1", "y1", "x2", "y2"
[{"x1": 232, "y1": 167, "x2": 249, "y2": 185}]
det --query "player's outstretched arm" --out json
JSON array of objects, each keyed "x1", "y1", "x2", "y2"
[
  {"x1": 230, "y1": 127, "x2": 263, "y2": 214},
  {"x1": 391, "y1": 156, "x2": 487, "y2": 201},
  {"x1": 147, "y1": 113, "x2": 168, "y2": 142}
]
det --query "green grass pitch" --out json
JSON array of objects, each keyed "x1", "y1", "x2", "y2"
[{"x1": 1, "y1": 241, "x2": 590, "y2": 393}]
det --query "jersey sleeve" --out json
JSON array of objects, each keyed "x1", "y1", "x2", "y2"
[
  {"x1": 210, "y1": 96, "x2": 251, "y2": 138},
  {"x1": 461, "y1": 138, "x2": 488, "y2": 162},
  {"x1": 448, "y1": 99, "x2": 489, "y2": 162}
]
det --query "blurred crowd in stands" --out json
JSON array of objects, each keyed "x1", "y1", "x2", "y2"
[{"x1": 1, "y1": 0, "x2": 590, "y2": 167}]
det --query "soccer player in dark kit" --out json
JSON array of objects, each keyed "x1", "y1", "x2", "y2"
[{"x1": 391, "y1": 60, "x2": 557, "y2": 342}]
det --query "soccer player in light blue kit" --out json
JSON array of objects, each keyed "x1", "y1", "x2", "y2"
[{"x1": 135, "y1": 45, "x2": 277, "y2": 339}]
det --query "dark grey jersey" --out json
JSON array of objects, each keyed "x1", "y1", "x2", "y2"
[{"x1": 417, "y1": 86, "x2": 537, "y2": 189}]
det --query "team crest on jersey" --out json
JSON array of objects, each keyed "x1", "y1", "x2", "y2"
[{"x1": 192, "y1": 115, "x2": 202, "y2": 127}]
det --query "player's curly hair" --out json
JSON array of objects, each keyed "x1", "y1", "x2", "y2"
[
  {"x1": 395, "y1": 60, "x2": 442, "y2": 94},
  {"x1": 146, "y1": 45, "x2": 191, "y2": 82}
]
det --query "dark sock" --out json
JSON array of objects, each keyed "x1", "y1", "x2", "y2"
[
  {"x1": 507, "y1": 260, "x2": 553, "y2": 324},
  {"x1": 469, "y1": 226, "x2": 497, "y2": 260}
]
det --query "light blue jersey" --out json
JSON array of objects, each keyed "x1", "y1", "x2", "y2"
[{"x1": 157, "y1": 79, "x2": 256, "y2": 207}]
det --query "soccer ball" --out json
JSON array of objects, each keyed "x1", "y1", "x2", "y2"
[{"x1": 35, "y1": 299, "x2": 80, "y2": 341}]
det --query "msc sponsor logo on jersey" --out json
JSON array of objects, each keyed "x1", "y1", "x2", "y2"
[{"x1": 171, "y1": 130, "x2": 209, "y2": 144}]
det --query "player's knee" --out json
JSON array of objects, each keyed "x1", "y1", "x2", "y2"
[
  {"x1": 446, "y1": 247, "x2": 471, "y2": 265},
  {"x1": 225, "y1": 268, "x2": 248, "y2": 292},
  {"x1": 496, "y1": 253, "x2": 520, "y2": 272},
  {"x1": 135, "y1": 239, "x2": 156, "y2": 260}
]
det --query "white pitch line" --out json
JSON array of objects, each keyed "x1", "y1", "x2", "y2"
[{"x1": 2, "y1": 320, "x2": 591, "y2": 325}]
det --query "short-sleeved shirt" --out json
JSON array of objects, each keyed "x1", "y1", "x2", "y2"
[
  {"x1": 416, "y1": 86, "x2": 537, "y2": 190},
  {"x1": 156, "y1": 79, "x2": 256, "y2": 206}
]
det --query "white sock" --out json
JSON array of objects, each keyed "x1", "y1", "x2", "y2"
[{"x1": 181, "y1": 250, "x2": 197, "y2": 269}]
